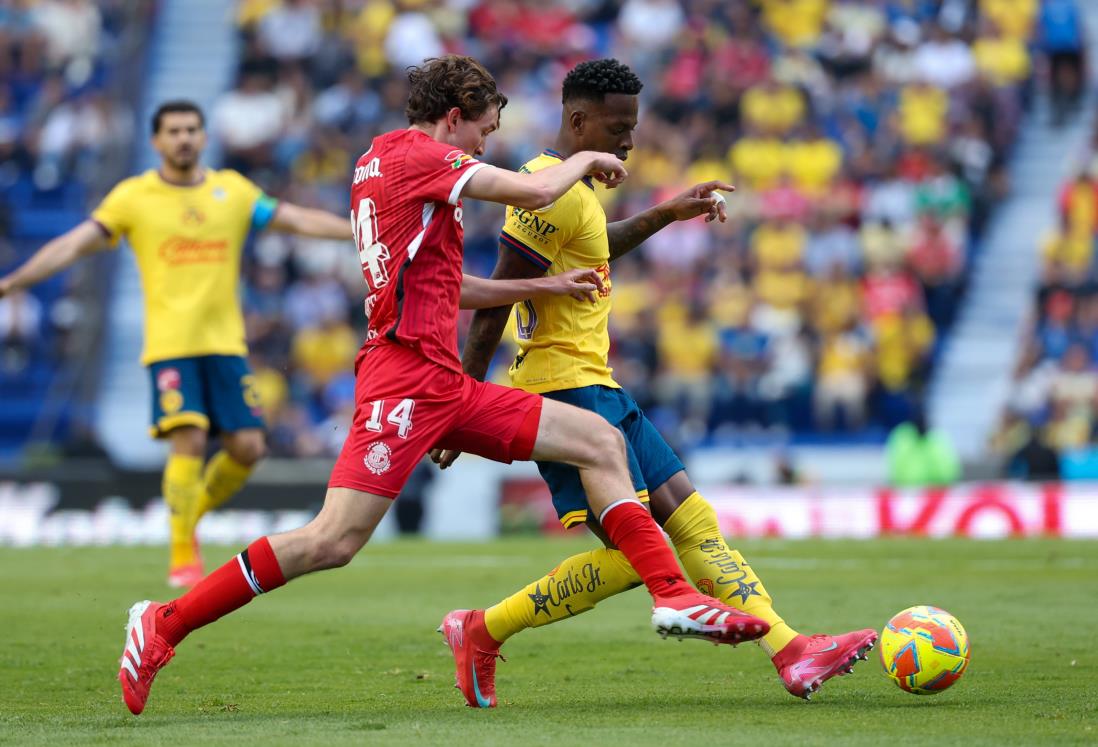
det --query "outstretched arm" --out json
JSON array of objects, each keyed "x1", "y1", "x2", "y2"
[
  {"x1": 460, "y1": 267, "x2": 604, "y2": 310},
  {"x1": 462, "y1": 151, "x2": 627, "y2": 211},
  {"x1": 607, "y1": 180, "x2": 733, "y2": 261},
  {"x1": 461, "y1": 248, "x2": 545, "y2": 380},
  {"x1": 0, "y1": 221, "x2": 110, "y2": 298},
  {"x1": 269, "y1": 202, "x2": 353, "y2": 241}
]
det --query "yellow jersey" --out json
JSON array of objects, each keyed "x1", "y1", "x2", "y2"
[
  {"x1": 92, "y1": 169, "x2": 277, "y2": 365},
  {"x1": 501, "y1": 150, "x2": 616, "y2": 393}
]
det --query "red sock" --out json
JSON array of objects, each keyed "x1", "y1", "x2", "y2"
[
  {"x1": 599, "y1": 500, "x2": 692, "y2": 599},
  {"x1": 157, "y1": 536, "x2": 286, "y2": 646}
]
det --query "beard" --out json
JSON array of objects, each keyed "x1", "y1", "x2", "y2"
[{"x1": 166, "y1": 150, "x2": 198, "y2": 171}]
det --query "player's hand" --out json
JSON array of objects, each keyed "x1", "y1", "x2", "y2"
[
  {"x1": 0, "y1": 277, "x2": 12, "y2": 299},
  {"x1": 538, "y1": 267, "x2": 605, "y2": 303},
  {"x1": 429, "y1": 448, "x2": 462, "y2": 470},
  {"x1": 585, "y1": 152, "x2": 628, "y2": 189},
  {"x1": 663, "y1": 180, "x2": 735, "y2": 223}
]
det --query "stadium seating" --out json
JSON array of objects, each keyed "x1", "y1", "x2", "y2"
[
  {"x1": 223, "y1": 0, "x2": 1036, "y2": 456},
  {"x1": 0, "y1": 0, "x2": 148, "y2": 459}
]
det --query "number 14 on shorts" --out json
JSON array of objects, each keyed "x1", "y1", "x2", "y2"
[{"x1": 365, "y1": 399, "x2": 415, "y2": 438}]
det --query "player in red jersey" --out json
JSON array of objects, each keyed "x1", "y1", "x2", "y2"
[{"x1": 116, "y1": 56, "x2": 767, "y2": 716}]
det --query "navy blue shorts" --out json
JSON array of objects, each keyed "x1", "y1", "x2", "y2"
[
  {"x1": 147, "y1": 355, "x2": 264, "y2": 438},
  {"x1": 538, "y1": 385, "x2": 684, "y2": 528}
]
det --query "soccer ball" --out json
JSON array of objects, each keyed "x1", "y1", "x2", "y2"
[{"x1": 879, "y1": 605, "x2": 970, "y2": 694}]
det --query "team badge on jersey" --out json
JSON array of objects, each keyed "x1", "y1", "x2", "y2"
[
  {"x1": 444, "y1": 149, "x2": 477, "y2": 170},
  {"x1": 364, "y1": 442, "x2": 392, "y2": 475}
]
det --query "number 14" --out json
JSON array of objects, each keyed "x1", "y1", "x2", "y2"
[{"x1": 364, "y1": 399, "x2": 415, "y2": 439}]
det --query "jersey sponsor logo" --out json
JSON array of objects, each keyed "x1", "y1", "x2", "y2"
[
  {"x1": 511, "y1": 208, "x2": 558, "y2": 239},
  {"x1": 353, "y1": 157, "x2": 383, "y2": 184},
  {"x1": 594, "y1": 262, "x2": 611, "y2": 298},
  {"x1": 156, "y1": 368, "x2": 181, "y2": 392},
  {"x1": 364, "y1": 441, "x2": 392, "y2": 475},
  {"x1": 158, "y1": 236, "x2": 228, "y2": 265}
]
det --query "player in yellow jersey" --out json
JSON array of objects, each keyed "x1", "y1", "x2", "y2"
[
  {"x1": 435, "y1": 60, "x2": 877, "y2": 703},
  {"x1": 0, "y1": 100, "x2": 623, "y2": 590},
  {"x1": 0, "y1": 100, "x2": 358, "y2": 588}
]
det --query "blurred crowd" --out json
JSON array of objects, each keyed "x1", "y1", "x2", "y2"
[
  {"x1": 224, "y1": 0, "x2": 1065, "y2": 456},
  {"x1": 995, "y1": 118, "x2": 1098, "y2": 476},
  {"x1": 0, "y1": 1, "x2": 142, "y2": 380}
]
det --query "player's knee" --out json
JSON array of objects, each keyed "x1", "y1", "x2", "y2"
[
  {"x1": 315, "y1": 542, "x2": 357, "y2": 570},
  {"x1": 586, "y1": 420, "x2": 626, "y2": 466},
  {"x1": 168, "y1": 425, "x2": 207, "y2": 457},
  {"x1": 228, "y1": 434, "x2": 267, "y2": 466},
  {"x1": 303, "y1": 526, "x2": 366, "y2": 571}
]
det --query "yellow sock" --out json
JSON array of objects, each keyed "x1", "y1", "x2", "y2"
[
  {"x1": 484, "y1": 548, "x2": 642, "y2": 643},
  {"x1": 664, "y1": 492, "x2": 800, "y2": 656},
  {"x1": 163, "y1": 454, "x2": 203, "y2": 568},
  {"x1": 196, "y1": 450, "x2": 254, "y2": 519}
]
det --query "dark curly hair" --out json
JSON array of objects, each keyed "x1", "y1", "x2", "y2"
[
  {"x1": 561, "y1": 59, "x2": 643, "y2": 104},
  {"x1": 405, "y1": 55, "x2": 508, "y2": 125}
]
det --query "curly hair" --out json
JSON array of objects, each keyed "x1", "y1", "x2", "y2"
[
  {"x1": 561, "y1": 59, "x2": 643, "y2": 104},
  {"x1": 405, "y1": 55, "x2": 508, "y2": 125}
]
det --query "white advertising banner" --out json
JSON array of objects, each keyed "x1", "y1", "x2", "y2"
[{"x1": 699, "y1": 483, "x2": 1098, "y2": 539}]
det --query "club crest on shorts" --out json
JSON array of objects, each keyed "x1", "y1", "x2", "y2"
[
  {"x1": 364, "y1": 441, "x2": 392, "y2": 475},
  {"x1": 156, "y1": 367, "x2": 181, "y2": 392}
]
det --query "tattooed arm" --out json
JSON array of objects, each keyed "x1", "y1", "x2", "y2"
[{"x1": 606, "y1": 180, "x2": 734, "y2": 261}]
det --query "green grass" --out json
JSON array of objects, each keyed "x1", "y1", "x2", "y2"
[{"x1": 1, "y1": 538, "x2": 1096, "y2": 746}]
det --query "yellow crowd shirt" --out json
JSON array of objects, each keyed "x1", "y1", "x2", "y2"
[
  {"x1": 92, "y1": 169, "x2": 277, "y2": 365},
  {"x1": 500, "y1": 150, "x2": 617, "y2": 393}
]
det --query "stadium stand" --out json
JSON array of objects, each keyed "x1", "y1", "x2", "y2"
[
  {"x1": 994, "y1": 132, "x2": 1098, "y2": 478},
  {"x1": 0, "y1": 0, "x2": 151, "y2": 461},
  {"x1": 217, "y1": 0, "x2": 1036, "y2": 457}
]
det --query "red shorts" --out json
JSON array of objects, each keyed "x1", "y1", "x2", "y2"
[{"x1": 329, "y1": 342, "x2": 543, "y2": 498}]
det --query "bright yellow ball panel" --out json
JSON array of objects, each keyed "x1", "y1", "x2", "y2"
[{"x1": 879, "y1": 605, "x2": 970, "y2": 694}]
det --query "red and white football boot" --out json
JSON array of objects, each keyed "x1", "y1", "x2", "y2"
[
  {"x1": 118, "y1": 600, "x2": 176, "y2": 715},
  {"x1": 651, "y1": 592, "x2": 770, "y2": 645}
]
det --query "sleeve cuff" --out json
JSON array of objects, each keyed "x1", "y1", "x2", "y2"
[
  {"x1": 448, "y1": 162, "x2": 488, "y2": 206},
  {"x1": 91, "y1": 219, "x2": 112, "y2": 238},
  {"x1": 500, "y1": 231, "x2": 552, "y2": 270}
]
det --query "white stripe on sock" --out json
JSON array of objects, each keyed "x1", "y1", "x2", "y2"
[
  {"x1": 597, "y1": 498, "x2": 644, "y2": 524},
  {"x1": 236, "y1": 554, "x2": 262, "y2": 596}
]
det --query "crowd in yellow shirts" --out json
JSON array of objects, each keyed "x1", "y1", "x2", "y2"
[{"x1": 222, "y1": 0, "x2": 1050, "y2": 452}]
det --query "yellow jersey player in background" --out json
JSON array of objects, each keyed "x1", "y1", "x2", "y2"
[
  {"x1": 433, "y1": 60, "x2": 877, "y2": 704},
  {"x1": 0, "y1": 101, "x2": 353, "y2": 588}
]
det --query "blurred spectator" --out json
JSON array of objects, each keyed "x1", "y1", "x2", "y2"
[
  {"x1": 212, "y1": 65, "x2": 288, "y2": 172},
  {"x1": 1039, "y1": 0, "x2": 1085, "y2": 126},
  {"x1": 886, "y1": 410, "x2": 960, "y2": 487},
  {"x1": 0, "y1": 289, "x2": 41, "y2": 373},
  {"x1": 815, "y1": 320, "x2": 872, "y2": 430},
  {"x1": 257, "y1": 0, "x2": 322, "y2": 62}
]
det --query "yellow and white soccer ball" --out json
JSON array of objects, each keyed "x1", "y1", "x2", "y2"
[{"x1": 879, "y1": 605, "x2": 970, "y2": 694}]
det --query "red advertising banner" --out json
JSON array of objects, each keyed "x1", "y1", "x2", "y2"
[{"x1": 501, "y1": 480, "x2": 1098, "y2": 538}]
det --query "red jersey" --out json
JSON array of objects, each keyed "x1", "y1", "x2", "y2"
[{"x1": 350, "y1": 128, "x2": 487, "y2": 371}]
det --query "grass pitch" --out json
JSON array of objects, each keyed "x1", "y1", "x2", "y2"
[{"x1": 1, "y1": 537, "x2": 1096, "y2": 746}]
